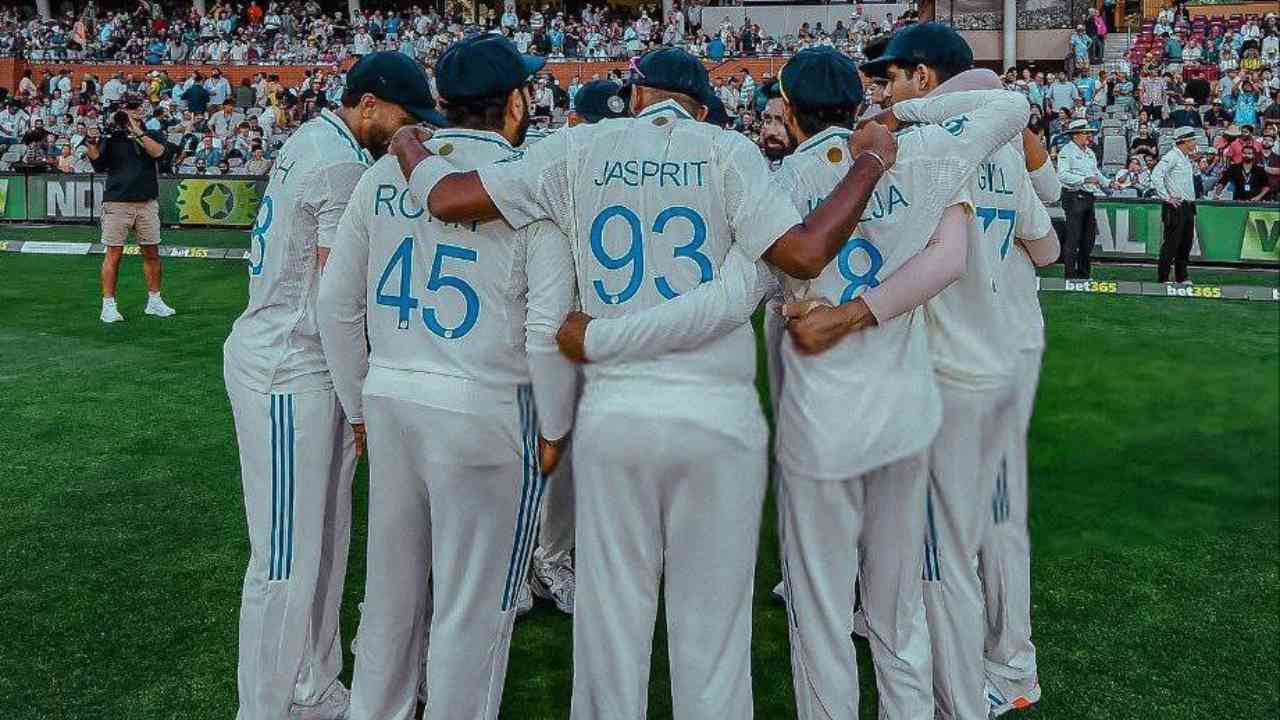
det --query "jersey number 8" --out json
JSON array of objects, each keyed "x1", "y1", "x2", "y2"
[
  {"x1": 247, "y1": 195, "x2": 273, "y2": 276},
  {"x1": 375, "y1": 236, "x2": 481, "y2": 340},
  {"x1": 589, "y1": 204, "x2": 713, "y2": 305}
]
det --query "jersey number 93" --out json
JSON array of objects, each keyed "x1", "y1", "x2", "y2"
[{"x1": 589, "y1": 204, "x2": 713, "y2": 305}]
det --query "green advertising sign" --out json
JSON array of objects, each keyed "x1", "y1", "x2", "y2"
[
  {"x1": 0, "y1": 175, "x2": 28, "y2": 221},
  {"x1": 1095, "y1": 198, "x2": 1279, "y2": 265},
  {"x1": 165, "y1": 177, "x2": 266, "y2": 227}
]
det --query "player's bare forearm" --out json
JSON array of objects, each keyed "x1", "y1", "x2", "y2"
[
  {"x1": 765, "y1": 153, "x2": 888, "y2": 279},
  {"x1": 1017, "y1": 227, "x2": 1061, "y2": 268},
  {"x1": 426, "y1": 171, "x2": 503, "y2": 224}
]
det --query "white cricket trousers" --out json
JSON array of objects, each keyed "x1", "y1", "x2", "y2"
[
  {"x1": 925, "y1": 380, "x2": 1017, "y2": 720},
  {"x1": 226, "y1": 379, "x2": 356, "y2": 720},
  {"x1": 780, "y1": 454, "x2": 933, "y2": 720},
  {"x1": 348, "y1": 383, "x2": 543, "y2": 720},
  {"x1": 980, "y1": 349, "x2": 1042, "y2": 688},
  {"x1": 538, "y1": 452, "x2": 575, "y2": 564},
  {"x1": 570, "y1": 406, "x2": 768, "y2": 720}
]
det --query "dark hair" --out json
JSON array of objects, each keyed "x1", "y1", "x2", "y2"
[
  {"x1": 888, "y1": 59, "x2": 960, "y2": 84},
  {"x1": 442, "y1": 94, "x2": 509, "y2": 134},
  {"x1": 793, "y1": 106, "x2": 861, "y2": 137}
]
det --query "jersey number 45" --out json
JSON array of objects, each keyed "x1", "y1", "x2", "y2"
[{"x1": 375, "y1": 236, "x2": 481, "y2": 340}]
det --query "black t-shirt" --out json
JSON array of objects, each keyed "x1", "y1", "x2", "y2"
[
  {"x1": 89, "y1": 130, "x2": 173, "y2": 202},
  {"x1": 1221, "y1": 163, "x2": 1270, "y2": 200}
]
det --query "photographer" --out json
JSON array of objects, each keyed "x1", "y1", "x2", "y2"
[{"x1": 86, "y1": 102, "x2": 177, "y2": 324}]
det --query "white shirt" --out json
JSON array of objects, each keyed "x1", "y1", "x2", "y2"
[
  {"x1": 459, "y1": 99, "x2": 802, "y2": 437},
  {"x1": 1149, "y1": 145, "x2": 1196, "y2": 202},
  {"x1": 204, "y1": 77, "x2": 231, "y2": 106},
  {"x1": 223, "y1": 109, "x2": 371, "y2": 395},
  {"x1": 1057, "y1": 139, "x2": 1105, "y2": 194},
  {"x1": 102, "y1": 78, "x2": 127, "y2": 103},
  {"x1": 1008, "y1": 163, "x2": 1062, "y2": 353},
  {"x1": 209, "y1": 109, "x2": 245, "y2": 138},
  {"x1": 318, "y1": 129, "x2": 578, "y2": 440}
]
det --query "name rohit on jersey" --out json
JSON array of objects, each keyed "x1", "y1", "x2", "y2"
[
  {"x1": 593, "y1": 160, "x2": 709, "y2": 188},
  {"x1": 372, "y1": 182, "x2": 480, "y2": 231}
]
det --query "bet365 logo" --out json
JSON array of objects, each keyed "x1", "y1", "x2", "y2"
[{"x1": 1241, "y1": 209, "x2": 1279, "y2": 261}]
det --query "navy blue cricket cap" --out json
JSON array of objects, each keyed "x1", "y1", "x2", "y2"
[
  {"x1": 435, "y1": 34, "x2": 545, "y2": 103},
  {"x1": 345, "y1": 51, "x2": 446, "y2": 126},
  {"x1": 861, "y1": 22, "x2": 975, "y2": 80},
  {"x1": 574, "y1": 80, "x2": 630, "y2": 123},
  {"x1": 779, "y1": 47, "x2": 864, "y2": 112},
  {"x1": 632, "y1": 47, "x2": 714, "y2": 106}
]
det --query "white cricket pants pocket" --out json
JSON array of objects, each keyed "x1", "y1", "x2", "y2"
[
  {"x1": 780, "y1": 455, "x2": 933, "y2": 720},
  {"x1": 570, "y1": 410, "x2": 767, "y2": 720},
  {"x1": 227, "y1": 380, "x2": 356, "y2": 720}
]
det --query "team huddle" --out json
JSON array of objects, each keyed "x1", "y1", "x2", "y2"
[{"x1": 223, "y1": 20, "x2": 1062, "y2": 720}]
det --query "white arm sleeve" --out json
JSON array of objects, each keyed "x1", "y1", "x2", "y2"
[
  {"x1": 408, "y1": 155, "x2": 455, "y2": 213},
  {"x1": 309, "y1": 160, "x2": 368, "y2": 249},
  {"x1": 861, "y1": 202, "x2": 970, "y2": 323},
  {"x1": 583, "y1": 244, "x2": 775, "y2": 363},
  {"x1": 722, "y1": 132, "x2": 805, "y2": 261},
  {"x1": 317, "y1": 197, "x2": 372, "y2": 424},
  {"x1": 1029, "y1": 161, "x2": 1062, "y2": 203},
  {"x1": 1014, "y1": 174, "x2": 1055, "y2": 241},
  {"x1": 524, "y1": 221, "x2": 579, "y2": 442},
  {"x1": 476, "y1": 129, "x2": 574, "y2": 231},
  {"x1": 891, "y1": 89, "x2": 1031, "y2": 167}
]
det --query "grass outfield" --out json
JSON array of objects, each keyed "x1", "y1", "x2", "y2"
[{"x1": 0, "y1": 252, "x2": 1277, "y2": 719}]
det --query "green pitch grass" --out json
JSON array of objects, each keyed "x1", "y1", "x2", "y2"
[{"x1": 0, "y1": 244, "x2": 1277, "y2": 719}]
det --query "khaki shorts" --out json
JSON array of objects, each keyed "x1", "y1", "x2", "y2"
[{"x1": 101, "y1": 200, "x2": 161, "y2": 246}]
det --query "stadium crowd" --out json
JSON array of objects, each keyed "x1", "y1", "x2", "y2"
[{"x1": 0, "y1": 1, "x2": 1276, "y2": 198}]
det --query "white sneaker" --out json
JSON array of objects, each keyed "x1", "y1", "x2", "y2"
[
  {"x1": 289, "y1": 681, "x2": 349, "y2": 720},
  {"x1": 144, "y1": 295, "x2": 176, "y2": 317},
  {"x1": 987, "y1": 676, "x2": 1041, "y2": 718},
  {"x1": 530, "y1": 547, "x2": 575, "y2": 615},
  {"x1": 100, "y1": 302, "x2": 124, "y2": 323},
  {"x1": 770, "y1": 580, "x2": 786, "y2": 605},
  {"x1": 515, "y1": 580, "x2": 534, "y2": 617}
]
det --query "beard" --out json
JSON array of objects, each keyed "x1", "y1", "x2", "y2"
[
  {"x1": 364, "y1": 122, "x2": 400, "y2": 160},
  {"x1": 762, "y1": 137, "x2": 791, "y2": 161},
  {"x1": 512, "y1": 106, "x2": 532, "y2": 148}
]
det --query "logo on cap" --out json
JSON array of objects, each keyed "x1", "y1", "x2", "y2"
[{"x1": 607, "y1": 95, "x2": 626, "y2": 113}]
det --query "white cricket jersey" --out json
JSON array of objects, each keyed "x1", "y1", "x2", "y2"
[
  {"x1": 773, "y1": 125, "x2": 973, "y2": 480},
  {"x1": 473, "y1": 99, "x2": 801, "y2": 434},
  {"x1": 223, "y1": 109, "x2": 371, "y2": 393},
  {"x1": 318, "y1": 130, "x2": 577, "y2": 438},
  {"x1": 1007, "y1": 162, "x2": 1060, "y2": 353},
  {"x1": 925, "y1": 144, "x2": 1052, "y2": 389}
]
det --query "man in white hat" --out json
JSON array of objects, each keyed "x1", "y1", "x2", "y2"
[
  {"x1": 1055, "y1": 118, "x2": 1104, "y2": 279},
  {"x1": 1149, "y1": 126, "x2": 1199, "y2": 284}
]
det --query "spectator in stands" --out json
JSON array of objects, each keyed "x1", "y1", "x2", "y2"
[
  {"x1": 182, "y1": 74, "x2": 211, "y2": 114},
  {"x1": 1217, "y1": 144, "x2": 1271, "y2": 201},
  {"x1": 0, "y1": 101, "x2": 26, "y2": 147},
  {"x1": 193, "y1": 135, "x2": 223, "y2": 167},
  {"x1": 1087, "y1": 8, "x2": 1107, "y2": 66},
  {"x1": 1149, "y1": 127, "x2": 1199, "y2": 284},
  {"x1": 1168, "y1": 97, "x2": 1202, "y2": 128},
  {"x1": 1071, "y1": 25, "x2": 1091, "y2": 71},
  {"x1": 235, "y1": 78, "x2": 255, "y2": 111},
  {"x1": 1204, "y1": 99, "x2": 1231, "y2": 127},
  {"x1": 1222, "y1": 124, "x2": 1266, "y2": 163},
  {"x1": 1130, "y1": 121, "x2": 1159, "y2": 158},
  {"x1": 245, "y1": 147, "x2": 272, "y2": 175},
  {"x1": 1048, "y1": 73, "x2": 1078, "y2": 112},
  {"x1": 209, "y1": 100, "x2": 244, "y2": 138},
  {"x1": 1234, "y1": 80, "x2": 1261, "y2": 128},
  {"x1": 1140, "y1": 69, "x2": 1168, "y2": 120},
  {"x1": 204, "y1": 68, "x2": 231, "y2": 106},
  {"x1": 1262, "y1": 137, "x2": 1280, "y2": 198},
  {"x1": 1112, "y1": 155, "x2": 1152, "y2": 194},
  {"x1": 1113, "y1": 72, "x2": 1136, "y2": 115}
]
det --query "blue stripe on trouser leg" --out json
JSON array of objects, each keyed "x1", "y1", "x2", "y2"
[
  {"x1": 269, "y1": 394, "x2": 280, "y2": 581},
  {"x1": 284, "y1": 394, "x2": 295, "y2": 580},
  {"x1": 502, "y1": 386, "x2": 535, "y2": 610},
  {"x1": 923, "y1": 484, "x2": 941, "y2": 582},
  {"x1": 518, "y1": 390, "x2": 546, "y2": 587}
]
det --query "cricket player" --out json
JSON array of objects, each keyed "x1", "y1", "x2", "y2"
[
  {"x1": 863, "y1": 23, "x2": 1060, "y2": 720},
  {"x1": 978, "y1": 127, "x2": 1063, "y2": 717},
  {"x1": 317, "y1": 35, "x2": 577, "y2": 720},
  {"x1": 520, "y1": 79, "x2": 633, "y2": 617},
  {"x1": 394, "y1": 46, "x2": 899, "y2": 720},
  {"x1": 222, "y1": 52, "x2": 440, "y2": 720}
]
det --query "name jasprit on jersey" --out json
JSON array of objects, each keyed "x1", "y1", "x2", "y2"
[{"x1": 593, "y1": 159, "x2": 710, "y2": 188}]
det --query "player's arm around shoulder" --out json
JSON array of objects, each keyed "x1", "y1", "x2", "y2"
[
  {"x1": 524, "y1": 221, "x2": 578, "y2": 474},
  {"x1": 312, "y1": 157, "x2": 373, "y2": 270}
]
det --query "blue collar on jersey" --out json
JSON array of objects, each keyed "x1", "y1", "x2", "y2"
[
  {"x1": 636, "y1": 99, "x2": 694, "y2": 120},
  {"x1": 431, "y1": 129, "x2": 516, "y2": 152},
  {"x1": 796, "y1": 126, "x2": 851, "y2": 154},
  {"x1": 319, "y1": 108, "x2": 372, "y2": 165}
]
